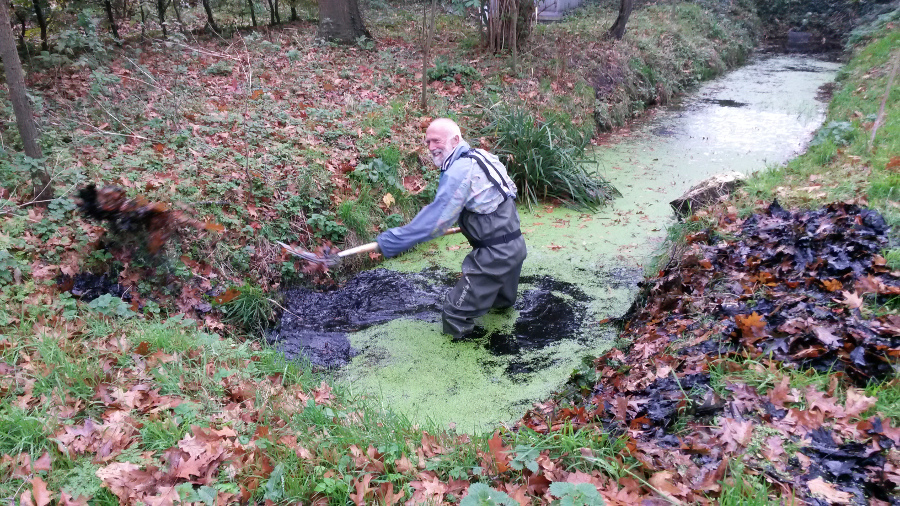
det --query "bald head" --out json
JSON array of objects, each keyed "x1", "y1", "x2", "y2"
[{"x1": 424, "y1": 118, "x2": 463, "y2": 167}]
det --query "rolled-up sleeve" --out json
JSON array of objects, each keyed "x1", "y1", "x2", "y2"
[{"x1": 376, "y1": 164, "x2": 472, "y2": 258}]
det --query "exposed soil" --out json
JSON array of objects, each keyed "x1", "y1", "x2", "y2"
[{"x1": 517, "y1": 201, "x2": 900, "y2": 503}]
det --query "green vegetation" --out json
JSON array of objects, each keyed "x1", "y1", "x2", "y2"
[{"x1": 483, "y1": 106, "x2": 619, "y2": 209}]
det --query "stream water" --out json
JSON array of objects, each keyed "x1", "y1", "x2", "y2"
[{"x1": 273, "y1": 54, "x2": 842, "y2": 433}]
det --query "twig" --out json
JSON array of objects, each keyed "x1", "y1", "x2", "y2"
[
  {"x1": 120, "y1": 74, "x2": 175, "y2": 96},
  {"x1": 239, "y1": 34, "x2": 254, "y2": 203},
  {"x1": 160, "y1": 38, "x2": 242, "y2": 61},
  {"x1": 122, "y1": 55, "x2": 175, "y2": 96},
  {"x1": 123, "y1": 56, "x2": 160, "y2": 83},
  {"x1": 267, "y1": 297, "x2": 302, "y2": 320},
  {"x1": 93, "y1": 98, "x2": 146, "y2": 139},
  {"x1": 192, "y1": 200, "x2": 229, "y2": 206},
  {"x1": 870, "y1": 49, "x2": 899, "y2": 151},
  {"x1": 75, "y1": 118, "x2": 151, "y2": 141}
]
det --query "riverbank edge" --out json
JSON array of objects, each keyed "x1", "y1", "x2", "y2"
[{"x1": 527, "y1": 7, "x2": 900, "y2": 503}]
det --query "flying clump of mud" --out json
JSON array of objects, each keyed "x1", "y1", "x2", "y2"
[{"x1": 76, "y1": 184, "x2": 221, "y2": 253}]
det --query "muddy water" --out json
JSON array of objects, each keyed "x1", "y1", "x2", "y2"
[{"x1": 276, "y1": 55, "x2": 841, "y2": 433}]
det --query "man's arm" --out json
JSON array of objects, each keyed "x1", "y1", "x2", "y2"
[{"x1": 376, "y1": 163, "x2": 472, "y2": 258}]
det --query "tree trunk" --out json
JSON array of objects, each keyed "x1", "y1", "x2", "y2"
[
  {"x1": 104, "y1": 0, "x2": 121, "y2": 39},
  {"x1": 606, "y1": 0, "x2": 633, "y2": 40},
  {"x1": 266, "y1": 0, "x2": 276, "y2": 25},
  {"x1": 201, "y1": 0, "x2": 219, "y2": 33},
  {"x1": 247, "y1": 0, "x2": 257, "y2": 26},
  {"x1": 140, "y1": 0, "x2": 147, "y2": 39},
  {"x1": 317, "y1": 0, "x2": 372, "y2": 45},
  {"x1": 510, "y1": 0, "x2": 517, "y2": 71},
  {"x1": 290, "y1": 4, "x2": 297, "y2": 21},
  {"x1": 171, "y1": 0, "x2": 185, "y2": 32},
  {"x1": 420, "y1": 0, "x2": 436, "y2": 111},
  {"x1": 156, "y1": 0, "x2": 168, "y2": 37},
  {"x1": 15, "y1": 11, "x2": 26, "y2": 53},
  {"x1": 274, "y1": 0, "x2": 280, "y2": 23},
  {"x1": 0, "y1": 0, "x2": 53, "y2": 201},
  {"x1": 31, "y1": 0, "x2": 48, "y2": 52}
]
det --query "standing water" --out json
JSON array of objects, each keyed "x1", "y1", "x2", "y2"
[{"x1": 275, "y1": 55, "x2": 841, "y2": 433}]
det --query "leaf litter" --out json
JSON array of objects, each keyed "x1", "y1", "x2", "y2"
[{"x1": 517, "y1": 199, "x2": 900, "y2": 504}]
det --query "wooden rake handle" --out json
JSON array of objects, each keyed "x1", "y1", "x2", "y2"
[{"x1": 337, "y1": 227, "x2": 462, "y2": 260}]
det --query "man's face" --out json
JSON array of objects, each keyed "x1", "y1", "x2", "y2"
[{"x1": 424, "y1": 125, "x2": 459, "y2": 167}]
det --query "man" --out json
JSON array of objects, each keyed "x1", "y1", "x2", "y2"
[{"x1": 376, "y1": 118, "x2": 527, "y2": 340}]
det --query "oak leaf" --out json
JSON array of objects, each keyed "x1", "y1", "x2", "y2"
[
  {"x1": 736, "y1": 312, "x2": 767, "y2": 339},
  {"x1": 30, "y1": 477, "x2": 52, "y2": 506},
  {"x1": 717, "y1": 418, "x2": 754, "y2": 452},
  {"x1": 487, "y1": 431, "x2": 511, "y2": 473},
  {"x1": 807, "y1": 477, "x2": 852, "y2": 504},
  {"x1": 844, "y1": 389, "x2": 877, "y2": 417},
  {"x1": 33, "y1": 452, "x2": 51, "y2": 472},
  {"x1": 821, "y1": 278, "x2": 843, "y2": 291},
  {"x1": 648, "y1": 471, "x2": 686, "y2": 503},
  {"x1": 812, "y1": 326, "x2": 841, "y2": 347},
  {"x1": 837, "y1": 290, "x2": 863, "y2": 309}
]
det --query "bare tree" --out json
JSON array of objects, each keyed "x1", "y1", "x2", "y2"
[
  {"x1": 317, "y1": 0, "x2": 372, "y2": 44},
  {"x1": 606, "y1": 0, "x2": 633, "y2": 40},
  {"x1": 0, "y1": 0, "x2": 53, "y2": 201},
  {"x1": 156, "y1": 0, "x2": 168, "y2": 37},
  {"x1": 31, "y1": 0, "x2": 47, "y2": 51},
  {"x1": 266, "y1": 0, "x2": 278, "y2": 25},
  {"x1": 247, "y1": 0, "x2": 257, "y2": 26},
  {"x1": 420, "y1": 0, "x2": 436, "y2": 111},
  {"x1": 103, "y1": 0, "x2": 121, "y2": 39},
  {"x1": 483, "y1": 0, "x2": 534, "y2": 54},
  {"x1": 201, "y1": 0, "x2": 219, "y2": 33}
]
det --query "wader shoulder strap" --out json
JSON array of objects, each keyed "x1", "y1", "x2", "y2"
[{"x1": 461, "y1": 150, "x2": 514, "y2": 202}]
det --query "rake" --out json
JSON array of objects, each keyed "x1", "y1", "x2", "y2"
[{"x1": 278, "y1": 227, "x2": 462, "y2": 267}]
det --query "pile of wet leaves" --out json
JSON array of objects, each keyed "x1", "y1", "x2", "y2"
[{"x1": 518, "y1": 201, "x2": 900, "y2": 504}]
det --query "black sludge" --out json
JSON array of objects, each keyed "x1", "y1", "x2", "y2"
[{"x1": 270, "y1": 269, "x2": 591, "y2": 370}]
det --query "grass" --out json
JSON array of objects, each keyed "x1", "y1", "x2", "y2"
[
  {"x1": 218, "y1": 283, "x2": 275, "y2": 335},
  {"x1": 716, "y1": 460, "x2": 785, "y2": 505}
]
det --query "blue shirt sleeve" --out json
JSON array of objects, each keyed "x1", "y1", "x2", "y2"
[{"x1": 375, "y1": 164, "x2": 471, "y2": 258}]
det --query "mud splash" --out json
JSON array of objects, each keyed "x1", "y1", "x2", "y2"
[{"x1": 270, "y1": 270, "x2": 592, "y2": 370}]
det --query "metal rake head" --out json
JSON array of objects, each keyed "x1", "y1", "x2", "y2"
[{"x1": 276, "y1": 241, "x2": 341, "y2": 266}]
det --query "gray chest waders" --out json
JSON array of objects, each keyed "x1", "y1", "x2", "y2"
[{"x1": 441, "y1": 151, "x2": 528, "y2": 339}]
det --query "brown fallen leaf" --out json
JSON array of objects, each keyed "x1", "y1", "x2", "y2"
[
  {"x1": 837, "y1": 290, "x2": 864, "y2": 309},
  {"x1": 736, "y1": 312, "x2": 767, "y2": 339},
  {"x1": 812, "y1": 326, "x2": 841, "y2": 347},
  {"x1": 821, "y1": 278, "x2": 843, "y2": 291},
  {"x1": 807, "y1": 477, "x2": 853, "y2": 505},
  {"x1": 487, "y1": 431, "x2": 511, "y2": 473}
]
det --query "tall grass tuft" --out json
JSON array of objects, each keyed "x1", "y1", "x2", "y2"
[
  {"x1": 219, "y1": 284, "x2": 275, "y2": 335},
  {"x1": 482, "y1": 106, "x2": 620, "y2": 210}
]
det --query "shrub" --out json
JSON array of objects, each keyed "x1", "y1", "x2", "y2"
[
  {"x1": 427, "y1": 57, "x2": 481, "y2": 86},
  {"x1": 482, "y1": 106, "x2": 620, "y2": 210}
]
